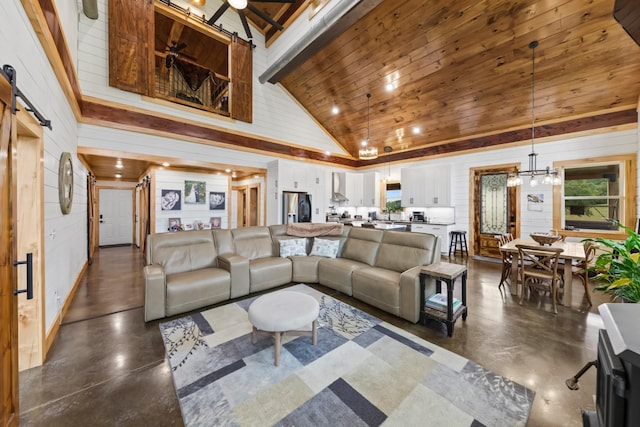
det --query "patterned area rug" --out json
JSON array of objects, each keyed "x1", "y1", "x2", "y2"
[{"x1": 159, "y1": 285, "x2": 534, "y2": 426}]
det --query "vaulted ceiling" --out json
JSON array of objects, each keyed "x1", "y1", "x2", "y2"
[{"x1": 277, "y1": 0, "x2": 640, "y2": 160}]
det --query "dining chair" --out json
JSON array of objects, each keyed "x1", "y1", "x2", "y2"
[
  {"x1": 497, "y1": 234, "x2": 514, "y2": 291},
  {"x1": 571, "y1": 241, "x2": 597, "y2": 306},
  {"x1": 516, "y1": 244, "x2": 564, "y2": 314}
]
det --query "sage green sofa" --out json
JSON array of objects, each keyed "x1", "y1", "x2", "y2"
[{"x1": 144, "y1": 225, "x2": 440, "y2": 323}]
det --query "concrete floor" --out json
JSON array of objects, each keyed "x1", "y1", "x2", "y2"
[{"x1": 19, "y1": 245, "x2": 606, "y2": 426}]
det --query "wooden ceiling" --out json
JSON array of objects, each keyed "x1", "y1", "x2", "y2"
[
  {"x1": 78, "y1": 150, "x2": 264, "y2": 182},
  {"x1": 279, "y1": 0, "x2": 640, "y2": 160}
]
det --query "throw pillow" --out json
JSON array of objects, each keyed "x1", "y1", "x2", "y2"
[
  {"x1": 310, "y1": 238, "x2": 340, "y2": 258},
  {"x1": 279, "y1": 238, "x2": 307, "y2": 257}
]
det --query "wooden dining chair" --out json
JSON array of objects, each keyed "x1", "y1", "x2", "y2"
[
  {"x1": 516, "y1": 244, "x2": 564, "y2": 314},
  {"x1": 571, "y1": 241, "x2": 597, "y2": 306},
  {"x1": 497, "y1": 234, "x2": 514, "y2": 291}
]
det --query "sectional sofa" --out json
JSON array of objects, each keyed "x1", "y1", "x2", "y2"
[{"x1": 144, "y1": 225, "x2": 441, "y2": 323}]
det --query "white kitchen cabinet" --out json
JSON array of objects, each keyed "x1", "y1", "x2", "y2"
[
  {"x1": 279, "y1": 162, "x2": 308, "y2": 191},
  {"x1": 401, "y1": 165, "x2": 451, "y2": 207},
  {"x1": 345, "y1": 172, "x2": 364, "y2": 206},
  {"x1": 411, "y1": 223, "x2": 454, "y2": 254},
  {"x1": 362, "y1": 172, "x2": 380, "y2": 207},
  {"x1": 401, "y1": 167, "x2": 426, "y2": 206}
]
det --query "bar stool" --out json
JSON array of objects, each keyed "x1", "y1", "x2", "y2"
[{"x1": 449, "y1": 230, "x2": 468, "y2": 257}]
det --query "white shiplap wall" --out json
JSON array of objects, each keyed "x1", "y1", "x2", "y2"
[
  {"x1": 2, "y1": 1, "x2": 88, "y2": 332},
  {"x1": 154, "y1": 169, "x2": 230, "y2": 233},
  {"x1": 76, "y1": 0, "x2": 346, "y2": 155}
]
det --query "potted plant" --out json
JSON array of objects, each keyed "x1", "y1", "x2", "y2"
[{"x1": 587, "y1": 220, "x2": 640, "y2": 303}]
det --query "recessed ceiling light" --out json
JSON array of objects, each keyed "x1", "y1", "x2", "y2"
[
  {"x1": 331, "y1": 105, "x2": 339, "y2": 115},
  {"x1": 412, "y1": 126, "x2": 421, "y2": 135},
  {"x1": 225, "y1": 168, "x2": 231, "y2": 173},
  {"x1": 361, "y1": 140, "x2": 368, "y2": 147},
  {"x1": 115, "y1": 173, "x2": 122, "y2": 178},
  {"x1": 115, "y1": 163, "x2": 123, "y2": 169},
  {"x1": 325, "y1": 151, "x2": 331, "y2": 155},
  {"x1": 385, "y1": 83, "x2": 395, "y2": 92},
  {"x1": 162, "y1": 162, "x2": 170, "y2": 167},
  {"x1": 254, "y1": 174, "x2": 259, "y2": 179},
  {"x1": 231, "y1": 172, "x2": 237, "y2": 178}
]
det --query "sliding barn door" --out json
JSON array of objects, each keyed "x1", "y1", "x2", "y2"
[{"x1": 0, "y1": 77, "x2": 19, "y2": 427}]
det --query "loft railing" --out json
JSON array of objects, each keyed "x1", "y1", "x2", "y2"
[{"x1": 154, "y1": 54, "x2": 229, "y2": 116}]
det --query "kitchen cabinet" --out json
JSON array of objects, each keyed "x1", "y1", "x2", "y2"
[
  {"x1": 411, "y1": 223, "x2": 454, "y2": 254},
  {"x1": 344, "y1": 172, "x2": 380, "y2": 207},
  {"x1": 362, "y1": 172, "x2": 380, "y2": 207},
  {"x1": 345, "y1": 173, "x2": 363, "y2": 206},
  {"x1": 401, "y1": 165, "x2": 451, "y2": 206}
]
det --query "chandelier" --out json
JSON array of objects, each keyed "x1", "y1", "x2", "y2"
[
  {"x1": 359, "y1": 93, "x2": 379, "y2": 160},
  {"x1": 507, "y1": 41, "x2": 561, "y2": 187}
]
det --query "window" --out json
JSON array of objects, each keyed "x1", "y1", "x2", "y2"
[
  {"x1": 385, "y1": 182, "x2": 401, "y2": 213},
  {"x1": 553, "y1": 154, "x2": 636, "y2": 238}
]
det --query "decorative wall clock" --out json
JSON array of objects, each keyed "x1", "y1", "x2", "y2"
[{"x1": 58, "y1": 152, "x2": 73, "y2": 214}]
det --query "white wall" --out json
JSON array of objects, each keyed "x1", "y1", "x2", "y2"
[
  {"x1": 2, "y1": 1, "x2": 88, "y2": 332},
  {"x1": 154, "y1": 169, "x2": 229, "y2": 233}
]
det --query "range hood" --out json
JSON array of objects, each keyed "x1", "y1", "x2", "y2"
[{"x1": 331, "y1": 172, "x2": 349, "y2": 203}]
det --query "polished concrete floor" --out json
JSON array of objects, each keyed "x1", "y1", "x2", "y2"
[{"x1": 19, "y1": 245, "x2": 608, "y2": 426}]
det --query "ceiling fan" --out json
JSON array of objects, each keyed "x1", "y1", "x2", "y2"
[
  {"x1": 165, "y1": 41, "x2": 196, "y2": 69},
  {"x1": 205, "y1": 0, "x2": 295, "y2": 40}
]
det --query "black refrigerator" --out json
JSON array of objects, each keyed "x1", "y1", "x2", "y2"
[{"x1": 282, "y1": 192, "x2": 312, "y2": 223}]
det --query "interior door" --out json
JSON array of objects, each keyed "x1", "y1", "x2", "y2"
[
  {"x1": 1, "y1": 80, "x2": 19, "y2": 427},
  {"x1": 472, "y1": 166, "x2": 519, "y2": 258},
  {"x1": 98, "y1": 188, "x2": 133, "y2": 246}
]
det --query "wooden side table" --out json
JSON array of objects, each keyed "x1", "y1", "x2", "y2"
[{"x1": 419, "y1": 262, "x2": 468, "y2": 336}]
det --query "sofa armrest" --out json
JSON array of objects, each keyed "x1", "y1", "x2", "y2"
[
  {"x1": 218, "y1": 253, "x2": 250, "y2": 298},
  {"x1": 144, "y1": 264, "x2": 167, "y2": 322},
  {"x1": 399, "y1": 265, "x2": 436, "y2": 323}
]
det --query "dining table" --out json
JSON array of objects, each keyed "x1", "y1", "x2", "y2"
[{"x1": 499, "y1": 238, "x2": 586, "y2": 307}]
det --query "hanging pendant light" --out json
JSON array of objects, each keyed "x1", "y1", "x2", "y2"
[
  {"x1": 507, "y1": 41, "x2": 561, "y2": 187},
  {"x1": 359, "y1": 93, "x2": 379, "y2": 160}
]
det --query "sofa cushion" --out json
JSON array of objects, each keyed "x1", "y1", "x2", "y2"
[
  {"x1": 375, "y1": 231, "x2": 439, "y2": 272},
  {"x1": 318, "y1": 257, "x2": 368, "y2": 295},
  {"x1": 340, "y1": 227, "x2": 383, "y2": 266},
  {"x1": 352, "y1": 267, "x2": 402, "y2": 316},
  {"x1": 150, "y1": 230, "x2": 218, "y2": 275},
  {"x1": 165, "y1": 267, "x2": 230, "y2": 316},
  {"x1": 249, "y1": 257, "x2": 292, "y2": 292},
  {"x1": 232, "y1": 226, "x2": 273, "y2": 259},
  {"x1": 291, "y1": 255, "x2": 323, "y2": 283},
  {"x1": 279, "y1": 238, "x2": 307, "y2": 257},
  {"x1": 310, "y1": 238, "x2": 340, "y2": 258}
]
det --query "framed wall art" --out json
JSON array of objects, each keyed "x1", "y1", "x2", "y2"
[
  {"x1": 184, "y1": 180, "x2": 206, "y2": 204},
  {"x1": 161, "y1": 189, "x2": 181, "y2": 211},
  {"x1": 209, "y1": 192, "x2": 225, "y2": 210}
]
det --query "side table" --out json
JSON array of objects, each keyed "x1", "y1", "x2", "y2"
[{"x1": 419, "y1": 262, "x2": 468, "y2": 337}]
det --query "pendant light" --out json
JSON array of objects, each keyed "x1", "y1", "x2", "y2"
[
  {"x1": 359, "y1": 93, "x2": 378, "y2": 160},
  {"x1": 507, "y1": 41, "x2": 561, "y2": 187}
]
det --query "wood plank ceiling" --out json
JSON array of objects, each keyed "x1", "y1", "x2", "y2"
[{"x1": 279, "y1": 0, "x2": 640, "y2": 160}]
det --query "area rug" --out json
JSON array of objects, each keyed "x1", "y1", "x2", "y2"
[{"x1": 159, "y1": 284, "x2": 534, "y2": 426}]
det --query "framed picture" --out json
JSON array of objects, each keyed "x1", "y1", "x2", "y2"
[
  {"x1": 161, "y1": 189, "x2": 181, "y2": 211},
  {"x1": 202, "y1": 222, "x2": 212, "y2": 230},
  {"x1": 194, "y1": 220, "x2": 204, "y2": 230},
  {"x1": 184, "y1": 223, "x2": 193, "y2": 231},
  {"x1": 168, "y1": 218, "x2": 181, "y2": 231},
  {"x1": 184, "y1": 180, "x2": 206, "y2": 204},
  {"x1": 209, "y1": 192, "x2": 226, "y2": 210},
  {"x1": 210, "y1": 217, "x2": 222, "y2": 229}
]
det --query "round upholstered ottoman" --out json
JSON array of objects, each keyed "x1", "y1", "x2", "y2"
[{"x1": 248, "y1": 291, "x2": 320, "y2": 366}]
